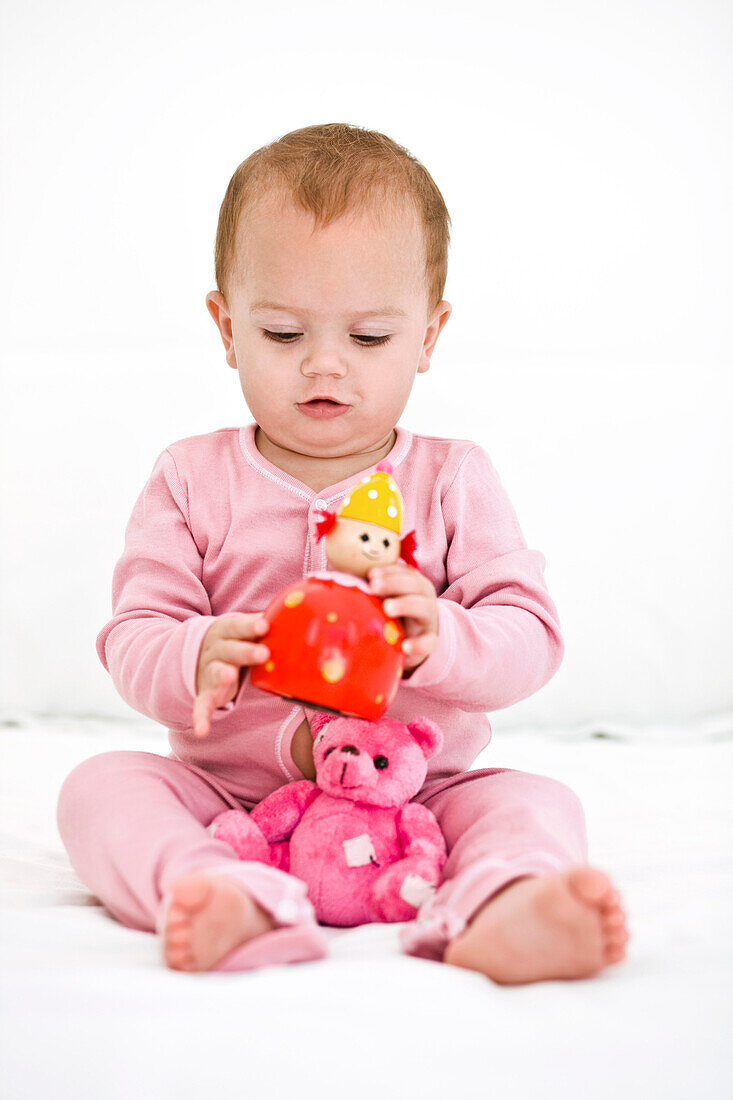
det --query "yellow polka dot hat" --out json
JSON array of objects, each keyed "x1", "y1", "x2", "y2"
[{"x1": 338, "y1": 462, "x2": 404, "y2": 534}]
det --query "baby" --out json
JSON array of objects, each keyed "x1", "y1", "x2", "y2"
[{"x1": 58, "y1": 122, "x2": 628, "y2": 982}]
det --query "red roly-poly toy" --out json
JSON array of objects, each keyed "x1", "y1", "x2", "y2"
[{"x1": 249, "y1": 461, "x2": 419, "y2": 720}]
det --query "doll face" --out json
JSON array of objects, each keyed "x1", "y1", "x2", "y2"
[{"x1": 325, "y1": 517, "x2": 400, "y2": 576}]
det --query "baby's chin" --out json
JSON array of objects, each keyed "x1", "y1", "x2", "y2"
[
  {"x1": 258, "y1": 412, "x2": 396, "y2": 463},
  {"x1": 290, "y1": 418, "x2": 390, "y2": 453}
]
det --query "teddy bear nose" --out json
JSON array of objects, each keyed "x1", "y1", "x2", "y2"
[{"x1": 340, "y1": 745, "x2": 360, "y2": 755}]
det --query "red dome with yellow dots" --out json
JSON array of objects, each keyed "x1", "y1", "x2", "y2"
[{"x1": 249, "y1": 576, "x2": 405, "y2": 721}]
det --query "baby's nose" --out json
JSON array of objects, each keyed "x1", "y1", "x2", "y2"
[{"x1": 340, "y1": 745, "x2": 360, "y2": 755}]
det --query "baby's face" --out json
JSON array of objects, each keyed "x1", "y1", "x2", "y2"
[{"x1": 206, "y1": 188, "x2": 451, "y2": 460}]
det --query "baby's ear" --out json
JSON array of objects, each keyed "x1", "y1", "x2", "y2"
[{"x1": 406, "y1": 718, "x2": 443, "y2": 760}]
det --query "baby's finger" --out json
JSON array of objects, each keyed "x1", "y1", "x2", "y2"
[
  {"x1": 369, "y1": 568, "x2": 430, "y2": 597},
  {"x1": 194, "y1": 657, "x2": 246, "y2": 736},
  {"x1": 382, "y1": 595, "x2": 434, "y2": 624},
  {"x1": 206, "y1": 658, "x2": 239, "y2": 690},
  {"x1": 218, "y1": 613, "x2": 270, "y2": 640},
  {"x1": 210, "y1": 638, "x2": 270, "y2": 667},
  {"x1": 192, "y1": 689, "x2": 219, "y2": 739},
  {"x1": 402, "y1": 633, "x2": 438, "y2": 659}
]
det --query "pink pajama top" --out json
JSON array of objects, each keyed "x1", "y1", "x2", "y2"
[{"x1": 96, "y1": 423, "x2": 563, "y2": 804}]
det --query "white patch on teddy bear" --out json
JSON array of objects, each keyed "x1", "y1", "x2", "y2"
[
  {"x1": 342, "y1": 833, "x2": 377, "y2": 867},
  {"x1": 399, "y1": 873, "x2": 436, "y2": 908}
]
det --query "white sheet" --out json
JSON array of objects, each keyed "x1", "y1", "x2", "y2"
[{"x1": 1, "y1": 715, "x2": 731, "y2": 1100}]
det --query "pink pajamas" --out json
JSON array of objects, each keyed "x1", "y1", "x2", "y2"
[
  {"x1": 59, "y1": 422, "x2": 584, "y2": 967},
  {"x1": 57, "y1": 749, "x2": 587, "y2": 964}
]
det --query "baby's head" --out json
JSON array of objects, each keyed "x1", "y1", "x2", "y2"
[{"x1": 206, "y1": 123, "x2": 452, "y2": 461}]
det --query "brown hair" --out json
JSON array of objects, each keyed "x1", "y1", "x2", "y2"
[{"x1": 213, "y1": 122, "x2": 451, "y2": 315}]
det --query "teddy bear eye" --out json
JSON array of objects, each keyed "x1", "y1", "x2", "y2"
[
  {"x1": 382, "y1": 538, "x2": 390, "y2": 548},
  {"x1": 360, "y1": 533, "x2": 370, "y2": 542},
  {"x1": 324, "y1": 747, "x2": 336, "y2": 757},
  {"x1": 373, "y1": 755, "x2": 388, "y2": 769}
]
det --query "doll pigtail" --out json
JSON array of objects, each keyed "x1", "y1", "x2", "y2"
[
  {"x1": 399, "y1": 529, "x2": 419, "y2": 569},
  {"x1": 314, "y1": 509, "x2": 337, "y2": 542}
]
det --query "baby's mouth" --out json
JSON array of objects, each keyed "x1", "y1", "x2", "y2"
[{"x1": 297, "y1": 398, "x2": 350, "y2": 418}]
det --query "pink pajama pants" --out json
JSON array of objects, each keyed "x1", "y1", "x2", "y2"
[{"x1": 56, "y1": 751, "x2": 588, "y2": 968}]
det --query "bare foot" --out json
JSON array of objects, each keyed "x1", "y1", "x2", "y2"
[
  {"x1": 162, "y1": 873, "x2": 277, "y2": 972},
  {"x1": 443, "y1": 866, "x2": 629, "y2": 984}
]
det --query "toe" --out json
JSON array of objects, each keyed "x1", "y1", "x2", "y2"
[
  {"x1": 603, "y1": 928, "x2": 625, "y2": 954},
  {"x1": 165, "y1": 903, "x2": 187, "y2": 927},
  {"x1": 166, "y1": 928, "x2": 191, "y2": 949},
  {"x1": 168, "y1": 874, "x2": 214, "y2": 914},
  {"x1": 602, "y1": 911, "x2": 627, "y2": 934},
  {"x1": 604, "y1": 943, "x2": 627, "y2": 965},
  {"x1": 567, "y1": 867, "x2": 615, "y2": 908},
  {"x1": 170, "y1": 958, "x2": 195, "y2": 972},
  {"x1": 165, "y1": 944, "x2": 194, "y2": 970},
  {"x1": 600, "y1": 891, "x2": 624, "y2": 916}
]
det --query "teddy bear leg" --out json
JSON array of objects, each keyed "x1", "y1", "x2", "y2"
[
  {"x1": 368, "y1": 858, "x2": 440, "y2": 923},
  {"x1": 209, "y1": 809, "x2": 271, "y2": 864}
]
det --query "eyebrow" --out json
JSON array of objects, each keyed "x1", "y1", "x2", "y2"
[{"x1": 249, "y1": 300, "x2": 407, "y2": 319}]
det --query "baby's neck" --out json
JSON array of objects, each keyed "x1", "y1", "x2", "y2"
[{"x1": 254, "y1": 427, "x2": 396, "y2": 495}]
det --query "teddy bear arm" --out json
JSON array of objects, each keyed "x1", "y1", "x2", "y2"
[
  {"x1": 249, "y1": 780, "x2": 320, "y2": 843},
  {"x1": 397, "y1": 802, "x2": 448, "y2": 869}
]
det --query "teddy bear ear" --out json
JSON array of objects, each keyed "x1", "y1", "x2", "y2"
[
  {"x1": 309, "y1": 710, "x2": 337, "y2": 739},
  {"x1": 406, "y1": 717, "x2": 443, "y2": 760}
]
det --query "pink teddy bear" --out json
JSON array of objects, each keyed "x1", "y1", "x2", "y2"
[{"x1": 209, "y1": 712, "x2": 448, "y2": 926}]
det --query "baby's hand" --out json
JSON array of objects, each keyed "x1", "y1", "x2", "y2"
[
  {"x1": 193, "y1": 613, "x2": 270, "y2": 738},
  {"x1": 368, "y1": 564, "x2": 438, "y2": 673}
]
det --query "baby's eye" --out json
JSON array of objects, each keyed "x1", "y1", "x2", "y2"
[
  {"x1": 262, "y1": 330, "x2": 301, "y2": 343},
  {"x1": 353, "y1": 334, "x2": 391, "y2": 347},
  {"x1": 360, "y1": 533, "x2": 370, "y2": 542},
  {"x1": 373, "y1": 755, "x2": 388, "y2": 770},
  {"x1": 261, "y1": 331, "x2": 391, "y2": 348}
]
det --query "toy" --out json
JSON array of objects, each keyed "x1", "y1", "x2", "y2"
[
  {"x1": 209, "y1": 711, "x2": 448, "y2": 926},
  {"x1": 249, "y1": 461, "x2": 419, "y2": 720}
]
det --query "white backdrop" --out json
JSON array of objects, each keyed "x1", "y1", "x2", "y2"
[{"x1": 1, "y1": 0, "x2": 731, "y2": 734}]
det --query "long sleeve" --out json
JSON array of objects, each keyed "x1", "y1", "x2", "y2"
[
  {"x1": 96, "y1": 449, "x2": 238, "y2": 730},
  {"x1": 401, "y1": 445, "x2": 563, "y2": 712}
]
